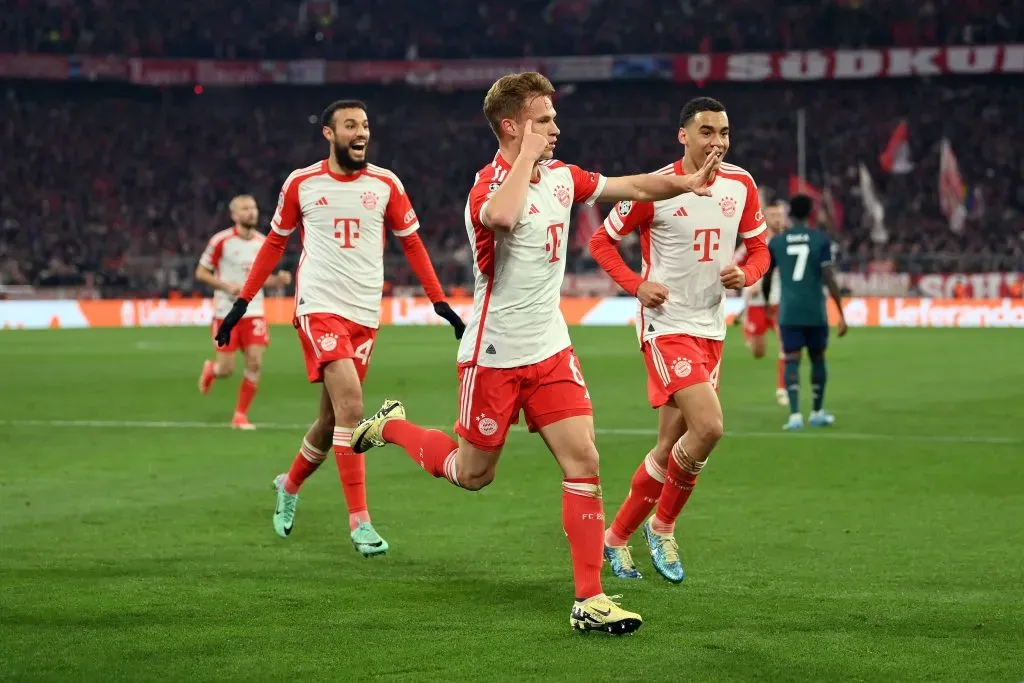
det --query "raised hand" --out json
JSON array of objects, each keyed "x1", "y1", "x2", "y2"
[
  {"x1": 519, "y1": 119, "x2": 550, "y2": 163},
  {"x1": 674, "y1": 150, "x2": 721, "y2": 197}
]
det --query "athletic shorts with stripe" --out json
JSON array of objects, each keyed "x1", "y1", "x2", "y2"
[
  {"x1": 295, "y1": 313, "x2": 377, "y2": 384},
  {"x1": 642, "y1": 334, "x2": 723, "y2": 408},
  {"x1": 454, "y1": 347, "x2": 593, "y2": 449}
]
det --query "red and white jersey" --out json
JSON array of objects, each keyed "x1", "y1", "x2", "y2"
[
  {"x1": 736, "y1": 241, "x2": 780, "y2": 306},
  {"x1": 459, "y1": 153, "x2": 606, "y2": 368},
  {"x1": 603, "y1": 160, "x2": 766, "y2": 342},
  {"x1": 199, "y1": 227, "x2": 266, "y2": 319},
  {"x1": 271, "y1": 160, "x2": 420, "y2": 328}
]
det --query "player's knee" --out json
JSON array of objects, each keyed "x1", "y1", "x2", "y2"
[
  {"x1": 691, "y1": 414, "x2": 724, "y2": 448},
  {"x1": 333, "y1": 395, "x2": 364, "y2": 426},
  {"x1": 245, "y1": 356, "x2": 262, "y2": 376},
  {"x1": 751, "y1": 343, "x2": 766, "y2": 359},
  {"x1": 563, "y1": 439, "x2": 601, "y2": 479},
  {"x1": 459, "y1": 465, "x2": 496, "y2": 491},
  {"x1": 215, "y1": 360, "x2": 235, "y2": 377},
  {"x1": 809, "y1": 350, "x2": 826, "y2": 364}
]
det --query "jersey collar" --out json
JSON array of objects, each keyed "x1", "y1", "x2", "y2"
[
  {"x1": 676, "y1": 156, "x2": 721, "y2": 187},
  {"x1": 322, "y1": 159, "x2": 365, "y2": 182}
]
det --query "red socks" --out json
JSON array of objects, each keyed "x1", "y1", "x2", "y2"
[
  {"x1": 562, "y1": 477, "x2": 605, "y2": 600},
  {"x1": 382, "y1": 419, "x2": 461, "y2": 486},
  {"x1": 235, "y1": 373, "x2": 258, "y2": 416},
  {"x1": 606, "y1": 451, "x2": 666, "y2": 546},
  {"x1": 332, "y1": 426, "x2": 371, "y2": 530},
  {"x1": 651, "y1": 441, "x2": 705, "y2": 535},
  {"x1": 284, "y1": 438, "x2": 328, "y2": 494}
]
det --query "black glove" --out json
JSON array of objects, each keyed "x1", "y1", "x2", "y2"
[
  {"x1": 433, "y1": 301, "x2": 466, "y2": 340},
  {"x1": 215, "y1": 298, "x2": 249, "y2": 347}
]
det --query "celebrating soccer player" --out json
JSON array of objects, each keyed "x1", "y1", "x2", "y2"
[
  {"x1": 350, "y1": 72, "x2": 718, "y2": 634},
  {"x1": 763, "y1": 194, "x2": 848, "y2": 430},
  {"x1": 736, "y1": 198, "x2": 788, "y2": 406},
  {"x1": 215, "y1": 100, "x2": 465, "y2": 556},
  {"x1": 196, "y1": 194, "x2": 292, "y2": 429},
  {"x1": 588, "y1": 97, "x2": 770, "y2": 584}
]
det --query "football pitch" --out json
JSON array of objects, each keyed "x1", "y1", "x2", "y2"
[{"x1": 1, "y1": 325, "x2": 1022, "y2": 681}]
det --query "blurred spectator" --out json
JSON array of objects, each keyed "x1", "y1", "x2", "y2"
[
  {"x1": 2, "y1": 76, "x2": 1022, "y2": 296},
  {"x1": 1, "y1": 0, "x2": 1021, "y2": 60}
]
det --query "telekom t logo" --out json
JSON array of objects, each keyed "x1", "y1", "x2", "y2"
[
  {"x1": 334, "y1": 218, "x2": 360, "y2": 249},
  {"x1": 545, "y1": 222, "x2": 565, "y2": 263},
  {"x1": 693, "y1": 228, "x2": 721, "y2": 262}
]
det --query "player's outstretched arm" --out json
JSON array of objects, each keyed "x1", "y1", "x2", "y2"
[
  {"x1": 588, "y1": 229, "x2": 643, "y2": 296},
  {"x1": 481, "y1": 120, "x2": 549, "y2": 232},
  {"x1": 598, "y1": 150, "x2": 719, "y2": 203},
  {"x1": 396, "y1": 232, "x2": 466, "y2": 339},
  {"x1": 214, "y1": 231, "x2": 289, "y2": 348},
  {"x1": 822, "y1": 264, "x2": 848, "y2": 337},
  {"x1": 194, "y1": 264, "x2": 240, "y2": 297}
]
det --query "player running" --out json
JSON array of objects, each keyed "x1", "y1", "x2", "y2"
[
  {"x1": 736, "y1": 199, "x2": 788, "y2": 406},
  {"x1": 350, "y1": 72, "x2": 719, "y2": 634},
  {"x1": 588, "y1": 97, "x2": 770, "y2": 584},
  {"x1": 215, "y1": 100, "x2": 465, "y2": 556},
  {"x1": 196, "y1": 194, "x2": 292, "y2": 429},
  {"x1": 763, "y1": 194, "x2": 847, "y2": 431}
]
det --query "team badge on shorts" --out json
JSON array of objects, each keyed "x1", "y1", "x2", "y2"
[
  {"x1": 318, "y1": 333, "x2": 339, "y2": 352},
  {"x1": 719, "y1": 196, "x2": 737, "y2": 217},
  {"x1": 672, "y1": 357, "x2": 693, "y2": 378},
  {"x1": 476, "y1": 414, "x2": 498, "y2": 437}
]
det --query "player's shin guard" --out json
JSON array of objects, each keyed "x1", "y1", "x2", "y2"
[
  {"x1": 562, "y1": 477, "x2": 605, "y2": 601},
  {"x1": 651, "y1": 441, "x2": 705, "y2": 535},
  {"x1": 381, "y1": 420, "x2": 461, "y2": 487},
  {"x1": 284, "y1": 438, "x2": 328, "y2": 494},
  {"x1": 810, "y1": 355, "x2": 827, "y2": 412},
  {"x1": 607, "y1": 451, "x2": 665, "y2": 546},
  {"x1": 784, "y1": 359, "x2": 801, "y2": 414},
  {"x1": 333, "y1": 426, "x2": 369, "y2": 528},
  {"x1": 235, "y1": 371, "x2": 258, "y2": 416}
]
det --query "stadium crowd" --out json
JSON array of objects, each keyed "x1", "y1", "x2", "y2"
[
  {"x1": 2, "y1": 75, "x2": 1022, "y2": 296},
  {"x1": 3, "y1": 0, "x2": 1021, "y2": 60}
]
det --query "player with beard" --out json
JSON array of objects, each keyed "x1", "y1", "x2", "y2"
[
  {"x1": 196, "y1": 194, "x2": 292, "y2": 429},
  {"x1": 215, "y1": 100, "x2": 465, "y2": 556}
]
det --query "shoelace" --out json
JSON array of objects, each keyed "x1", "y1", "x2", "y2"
[
  {"x1": 611, "y1": 545, "x2": 638, "y2": 570},
  {"x1": 655, "y1": 535, "x2": 680, "y2": 565}
]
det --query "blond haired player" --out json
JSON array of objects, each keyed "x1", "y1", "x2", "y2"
[
  {"x1": 737, "y1": 198, "x2": 789, "y2": 406},
  {"x1": 350, "y1": 72, "x2": 719, "y2": 634},
  {"x1": 216, "y1": 100, "x2": 464, "y2": 557},
  {"x1": 589, "y1": 97, "x2": 770, "y2": 584},
  {"x1": 196, "y1": 194, "x2": 291, "y2": 429}
]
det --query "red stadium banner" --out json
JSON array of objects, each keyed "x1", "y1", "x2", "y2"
[
  {"x1": 672, "y1": 45, "x2": 1024, "y2": 83},
  {"x1": 3, "y1": 44, "x2": 1020, "y2": 88}
]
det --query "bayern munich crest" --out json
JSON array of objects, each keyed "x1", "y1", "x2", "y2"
[
  {"x1": 719, "y1": 196, "x2": 737, "y2": 217},
  {"x1": 361, "y1": 192, "x2": 379, "y2": 210},
  {"x1": 476, "y1": 414, "x2": 498, "y2": 436},
  {"x1": 318, "y1": 333, "x2": 339, "y2": 352},
  {"x1": 554, "y1": 184, "x2": 572, "y2": 208},
  {"x1": 673, "y1": 357, "x2": 693, "y2": 378}
]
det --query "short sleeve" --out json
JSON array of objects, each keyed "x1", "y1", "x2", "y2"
[
  {"x1": 568, "y1": 165, "x2": 607, "y2": 206},
  {"x1": 199, "y1": 236, "x2": 223, "y2": 270},
  {"x1": 468, "y1": 170, "x2": 500, "y2": 227},
  {"x1": 602, "y1": 200, "x2": 654, "y2": 241},
  {"x1": 271, "y1": 176, "x2": 303, "y2": 237},
  {"x1": 384, "y1": 177, "x2": 420, "y2": 237},
  {"x1": 738, "y1": 178, "x2": 767, "y2": 239}
]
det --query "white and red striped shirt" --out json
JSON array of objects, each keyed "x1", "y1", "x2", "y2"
[
  {"x1": 458, "y1": 153, "x2": 606, "y2": 368},
  {"x1": 240, "y1": 159, "x2": 444, "y2": 328},
  {"x1": 199, "y1": 227, "x2": 266, "y2": 319},
  {"x1": 595, "y1": 160, "x2": 770, "y2": 342}
]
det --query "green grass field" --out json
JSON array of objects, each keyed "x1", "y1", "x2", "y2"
[{"x1": 2, "y1": 325, "x2": 1023, "y2": 682}]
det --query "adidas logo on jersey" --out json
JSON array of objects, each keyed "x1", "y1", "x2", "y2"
[
  {"x1": 315, "y1": 197, "x2": 329, "y2": 206},
  {"x1": 528, "y1": 204, "x2": 540, "y2": 215},
  {"x1": 673, "y1": 207, "x2": 688, "y2": 217}
]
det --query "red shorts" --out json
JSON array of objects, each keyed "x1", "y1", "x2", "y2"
[
  {"x1": 743, "y1": 304, "x2": 778, "y2": 339},
  {"x1": 455, "y1": 347, "x2": 593, "y2": 449},
  {"x1": 642, "y1": 334, "x2": 723, "y2": 408},
  {"x1": 295, "y1": 313, "x2": 377, "y2": 384},
  {"x1": 212, "y1": 316, "x2": 269, "y2": 353}
]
